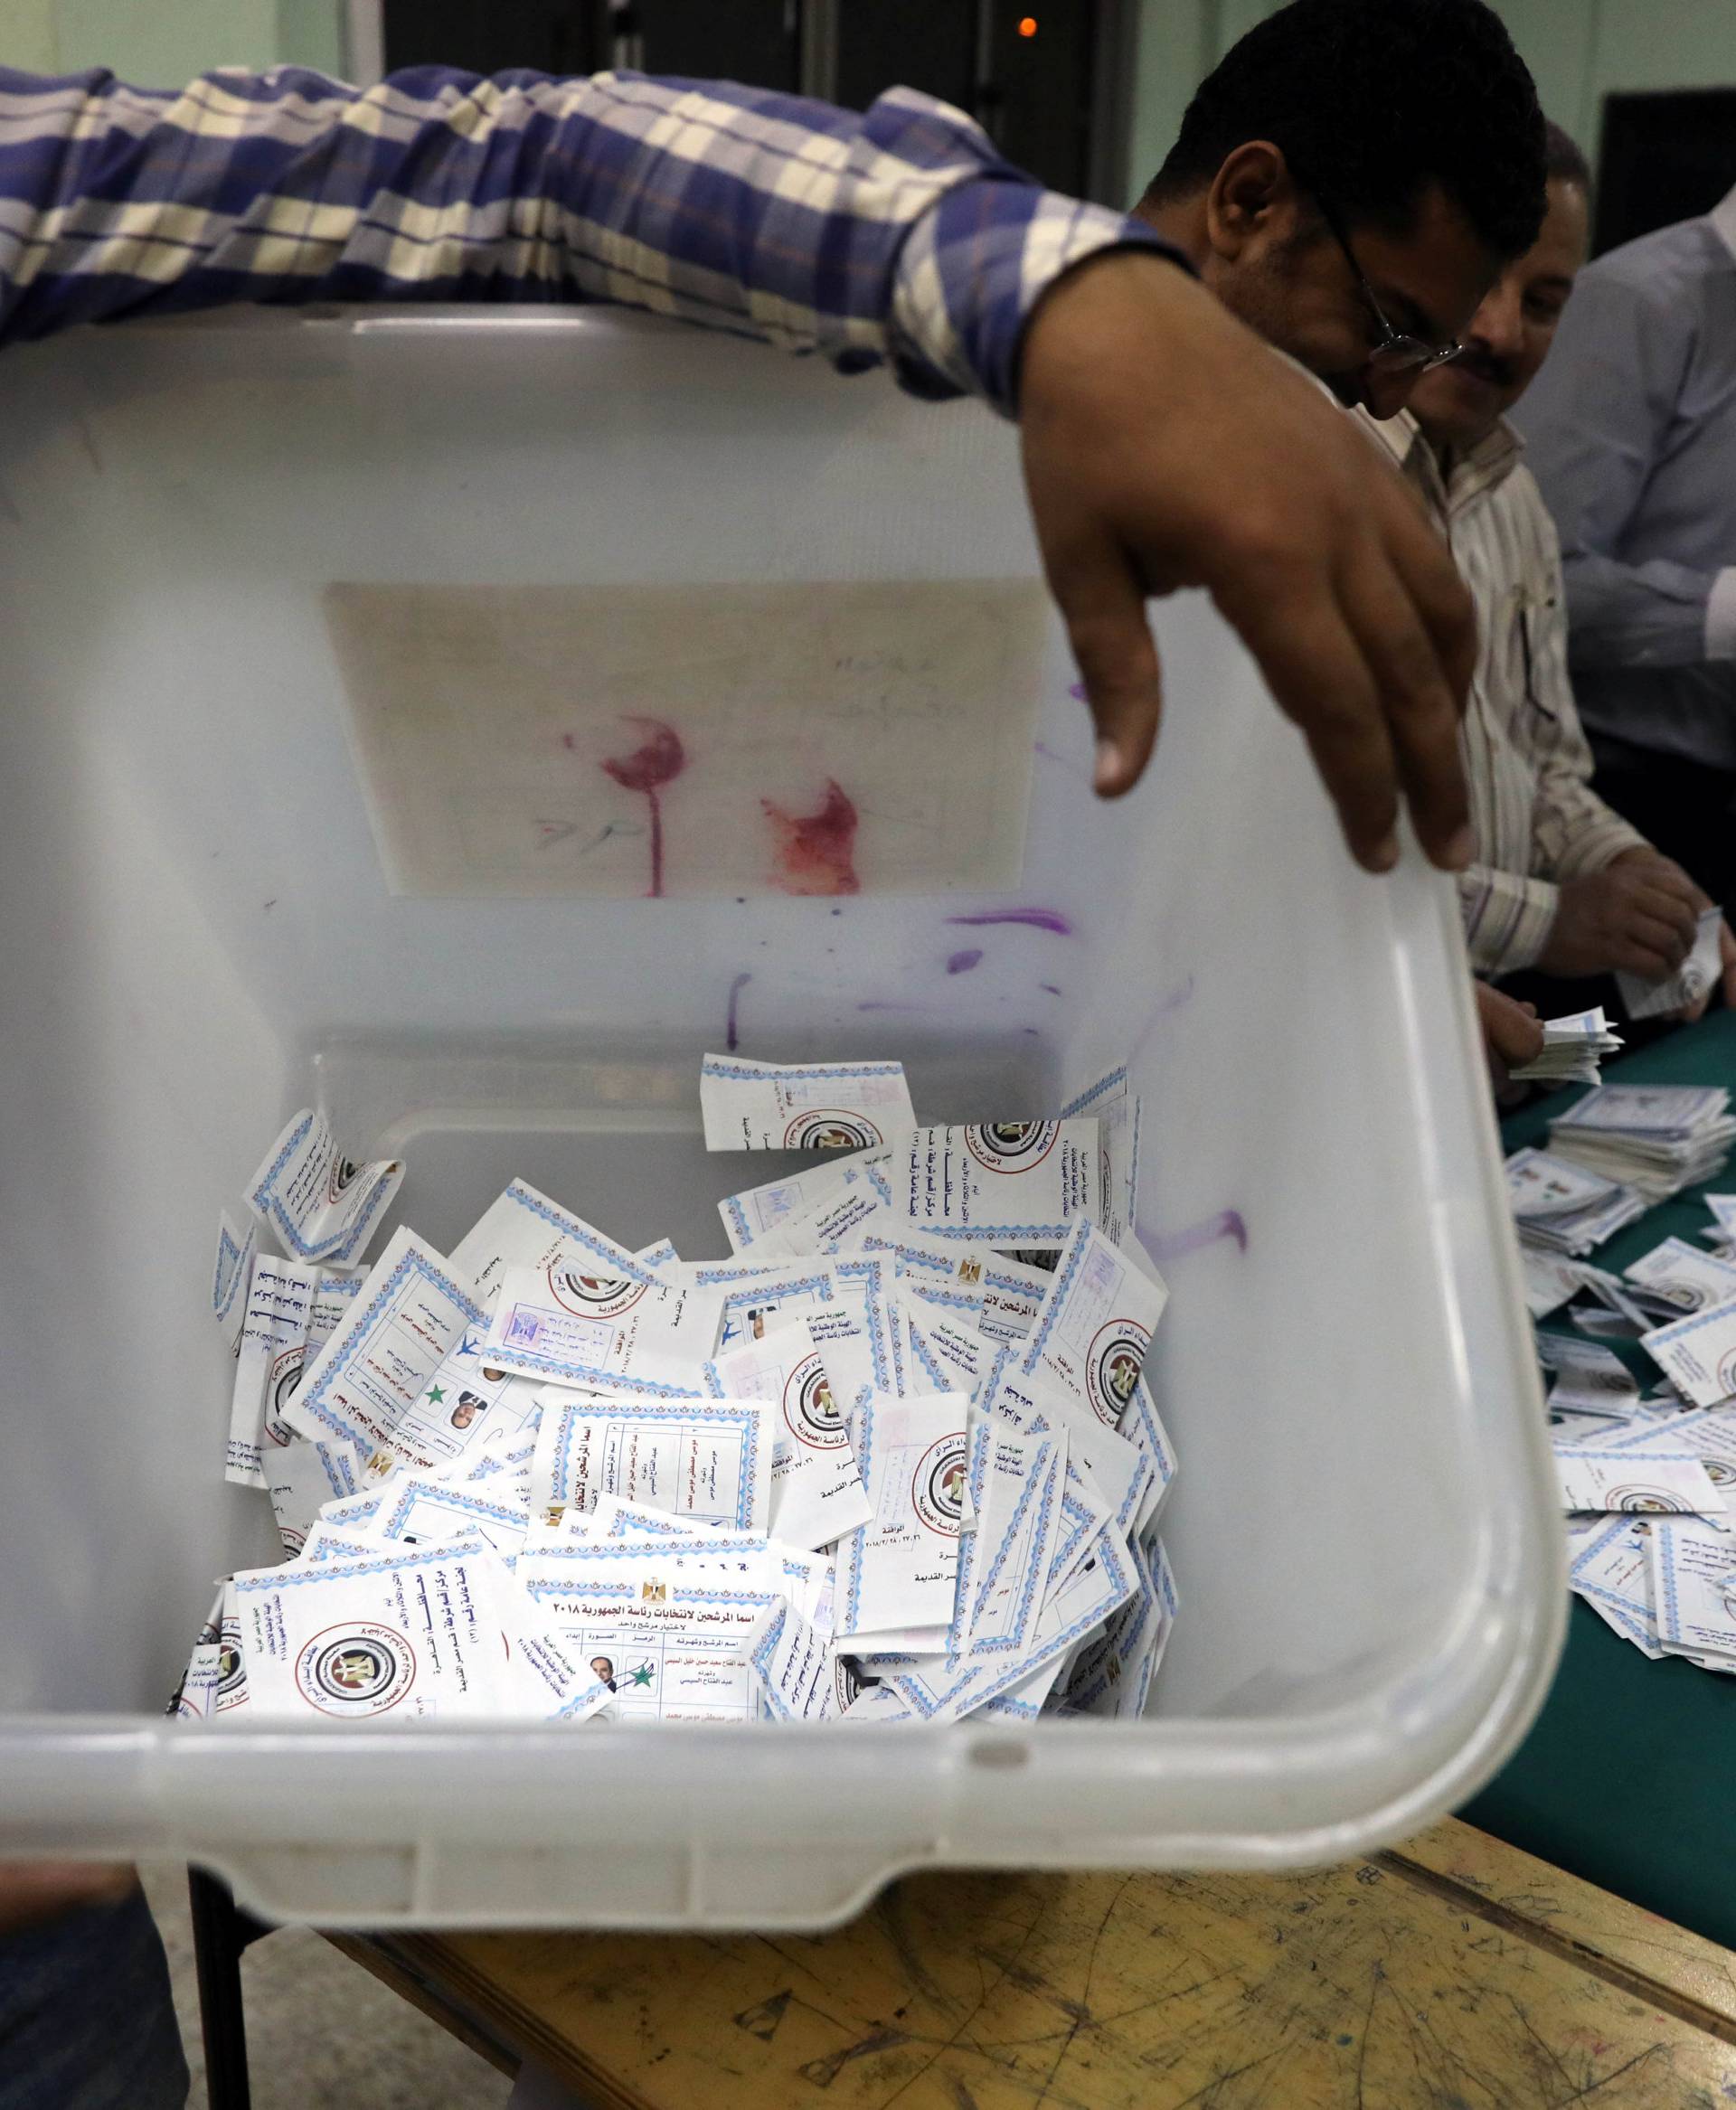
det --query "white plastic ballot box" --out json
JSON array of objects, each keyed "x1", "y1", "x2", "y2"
[{"x1": 0, "y1": 307, "x2": 1561, "y2": 1930}]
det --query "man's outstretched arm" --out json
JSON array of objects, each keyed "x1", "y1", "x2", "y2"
[{"x1": 0, "y1": 64, "x2": 1475, "y2": 870}]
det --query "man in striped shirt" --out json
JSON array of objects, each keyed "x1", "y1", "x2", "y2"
[{"x1": 1368, "y1": 124, "x2": 1736, "y2": 1019}]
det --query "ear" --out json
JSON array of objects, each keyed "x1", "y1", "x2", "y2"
[{"x1": 1203, "y1": 140, "x2": 1305, "y2": 261}]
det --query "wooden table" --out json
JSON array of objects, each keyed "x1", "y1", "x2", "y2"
[{"x1": 335, "y1": 1819, "x2": 1736, "y2": 2106}]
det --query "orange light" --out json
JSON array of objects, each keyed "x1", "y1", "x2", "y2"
[{"x1": 1017, "y1": 15, "x2": 1038, "y2": 35}]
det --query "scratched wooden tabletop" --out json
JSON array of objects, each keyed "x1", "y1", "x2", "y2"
[{"x1": 337, "y1": 1818, "x2": 1736, "y2": 2108}]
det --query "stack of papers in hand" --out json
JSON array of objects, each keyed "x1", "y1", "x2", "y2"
[
  {"x1": 1505, "y1": 1146, "x2": 1646, "y2": 1256},
  {"x1": 1617, "y1": 907, "x2": 1722, "y2": 1023},
  {"x1": 177, "y1": 1058, "x2": 1179, "y2": 1732},
  {"x1": 1509, "y1": 1008, "x2": 1623, "y2": 1088},
  {"x1": 1546, "y1": 1085, "x2": 1736, "y2": 1203}
]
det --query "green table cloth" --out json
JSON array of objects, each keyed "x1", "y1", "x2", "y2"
[{"x1": 1459, "y1": 1007, "x2": 1736, "y2": 1948}]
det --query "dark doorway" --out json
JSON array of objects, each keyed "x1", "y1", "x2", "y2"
[{"x1": 1594, "y1": 88, "x2": 1736, "y2": 255}]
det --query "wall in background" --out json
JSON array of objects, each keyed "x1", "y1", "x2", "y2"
[
  {"x1": 4, "y1": 1, "x2": 1734, "y2": 194},
  {"x1": 1128, "y1": 0, "x2": 1736, "y2": 203},
  {"x1": 0, "y1": 0, "x2": 344, "y2": 79}
]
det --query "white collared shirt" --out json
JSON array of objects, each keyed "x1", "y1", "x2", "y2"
[{"x1": 1358, "y1": 408, "x2": 1649, "y2": 973}]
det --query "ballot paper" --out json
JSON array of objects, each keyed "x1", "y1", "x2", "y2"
[
  {"x1": 1020, "y1": 1220, "x2": 1169, "y2": 1427},
  {"x1": 906, "y1": 1311, "x2": 992, "y2": 1397},
  {"x1": 1535, "y1": 1333, "x2": 1640, "y2": 1424},
  {"x1": 531, "y1": 1391, "x2": 772, "y2": 1532},
  {"x1": 232, "y1": 1541, "x2": 606, "y2": 1721},
  {"x1": 900, "y1": 1122, "x2": 1099, "y2": 1248},
  {"x1": 1505, "y1": 1147, "x2": 1646, "y2": 1255},
  {"x1": 1520, "y1": 1248, "x2": 1584, "y2": 1321},
  {"x1": 1065, "y1": 1534, "x2": 1178, "y2": 1718},
  {"x1": 834, "y1": 1392, "x2": 968, "y2": 1646},
  {"x1": 1569, "y1": 1518, "x2": 1665, "y2": 1659},
  {"x1": 279, "y1": 1229, "x2": 486, "y2": 1474},
  {"x1": 1569, "y1": 1262, "x2": 1658, "y2": 1329},
  {"x1": 1548, "y1": 1085, "x2": 1736, "y2": 1201},
  {"x1": 1640, "y1": 1295, "x2": 1736, "y2": 1409},
  {"x1": 748, "y1": 1603, "x2": 861, "y2": 1721},
  {"x1": 1552, "y1": 1446, "x2": 1725, "y2": 1515},
  {"x1": 483, "y1": 1257, "x2": 723, "y2": 1397},
  {"x1": 700, "y1": 1054, "x2": 917, "y2": 1152},
  {"x1": 1702, "y1": 1194, "x2": 1736, "y2": 1255},
  {"x1": 449, "y1": 1178, "x2": 664, "y2": 1302},
  {"x1": 245, "y1": 1108, "x2": 405, "y2": 1265},
  {"x1": 750, "y1": 1182, "x2": 890, "y2": 1260},
  {"x1": 173, "y1": 1589, "x2": 227, "y2": 1719},
  {"x1": 1510, "y1": 1007, "x2": 1624, "y2": 1087},
  {"x1": 1618, "y1": 907, "x2": 1723, "y2": 1022},
  {"x1": 517, "y1": 1540, "x2": 781, "y2": 1723},
  {"x1": 703, "y1": 1329, "x2": 872, "y2": 1550},
  {"x1": 1648, "y1": 1518, "x2": 1736, "y2": 1663},
  {"x1": 1623, "y1": 1239, "x2": 1736, "y2": 1317},
  {"x1": 383, "y1": 1322, "x2": 542, "y2": 1473},
  {"x1": 1060, "y1": 1065, "x2": 1143, "y2": 1249},
  {"x1": 212, "y1": 1211, "x2": 257, "y2": 1355},
  {"x1": 718, "y1": 1152, "x2": 883, "y2": 1252},
  {"x1": 267, "y1": 1435, "x2": 366, "y2": 1555},
  {"x1": 369, "y1": 1474, "x2": 533, "y2": 1560},
  {"x1": 958, "y1": 1429, "x2": 1067, "y2": 1664},
  {"x1": 1591, "y1": 1404, "x2": 1736, "y2": 1495},
  {"x1": 227, "y1": 1258, "x2": 319, "y2": 1486},
  {"x1": 853, "y1": 1224, "x2": 1052, "y2": 1345},
  {"x1": 883, "y1": 1525, "x2": 1136, "y2": 1723}
]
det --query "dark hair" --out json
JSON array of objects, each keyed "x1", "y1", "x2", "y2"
[
  {"x1": 1142, "y1": 0, "x2": 1546, "y2": 263},
  {"x1": 1543, "y1": 118, "x2": 1590, "y2": 192}
]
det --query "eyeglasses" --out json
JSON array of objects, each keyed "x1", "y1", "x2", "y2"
[{"x1": 1313, "y1": 189, "x2": 1463, "y2": 377}]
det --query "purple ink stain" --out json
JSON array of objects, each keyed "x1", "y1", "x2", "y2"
[
  {"x1": 1067, "y1": 682, "x2": 1087, "y2": 701},
  {"x1": 856, "y1": 1001, "x2": 929, "y2": 1013},
  {"x1": 1142, "y1": 1210, "x2": 1248, "y2": 1266},
  {"x1": 946, "y1": 909, "x2": 1073, "y2": 937},
  {"x1": 1128, "y1": 974, "x2": 1198, "y2": 1067},
  {"x1": 946, "y1": 948, "x2": 983, "y2": 975},
  {"x1": 1040, "y1": 983, "x2": 1062, "y2": 997},
  {"x1": 1033, "y1": 739, "x2": 1089, "y2": 781},
  {"x1": 599, "y1": 715, "x2": 685, "y2": 898},
  {"x1": 725, "y1": 972, "x2": 751, "y2": 1052}
]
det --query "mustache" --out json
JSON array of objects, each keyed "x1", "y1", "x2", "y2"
[{"x1": 1454, "y1": 344, "x2": 1517, "y2": 388}]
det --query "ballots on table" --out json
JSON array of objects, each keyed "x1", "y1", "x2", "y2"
[
  {"x1": 1547, "y1": 1085, "x2": 1736, "y2": 1202},
  {"x1": 1510, "y1": 1007, "x2": 1623, "y2": 1088}
]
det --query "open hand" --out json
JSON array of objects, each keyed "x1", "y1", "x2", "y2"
[
  {"x1": 1018, "y1": 250, "x2": 1477, "y2": 873},
  {"x1": 1539, "y1": 850, "x2": 1700, "y2": 982}
]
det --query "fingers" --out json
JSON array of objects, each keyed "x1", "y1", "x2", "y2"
[
  {"x1": 1335, "y1": 534, "x2": 1473, "y2": 871},
  {"x1": 1628, "y1": 886, "x2": 1698, "y2": 964},
  {"x1": 1719, "y1": 920, "x2": 1736, "y2": 1008},
  {"x1": 1210, "y1": 567, "x2": 1401, "y2": 871},
  {"x1": 1474, "y1": 981, "x2": 1544, "y2": 1069},
  {"x1": 1037, "y1": 519, "x2": 1165, "y2": 799},
  {"x1": 1608, "y1": 920, "x2": 1689, "y2": 980}
]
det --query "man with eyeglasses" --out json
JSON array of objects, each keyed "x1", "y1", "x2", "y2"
[
  {"x1": 1131, "y1": 0, "x2": 1542, "y2": 419},
  {"x1": 1373, "y1": 124, "x2": 1736, "y2": 1023},
  {"x1": 1130, "y1": 0, "x2": 1557, "y2": 1078}
]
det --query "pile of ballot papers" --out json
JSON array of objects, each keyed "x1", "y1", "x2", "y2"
[
  {"x1": 178, "y1": 1056, "x2": 1178, "y2": 1729},
  {"x1": 1520, "y1": 1181, "x2": 1736, "y2": 1674},
  {"x1": 1509, "y1": 1008, "x2": 1623, "y2": 1088},
  {"x1": 1505, "y1": 1147, "x2": 1646, "y2": 1258},
  {"x1": 1546, "y1": 1085, "x2": 1736, "y2": 1203}
]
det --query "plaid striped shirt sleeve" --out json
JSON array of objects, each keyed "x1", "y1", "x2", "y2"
[{"x1": 0, "y1": 65, "x2": 1184, "y2": 414}]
